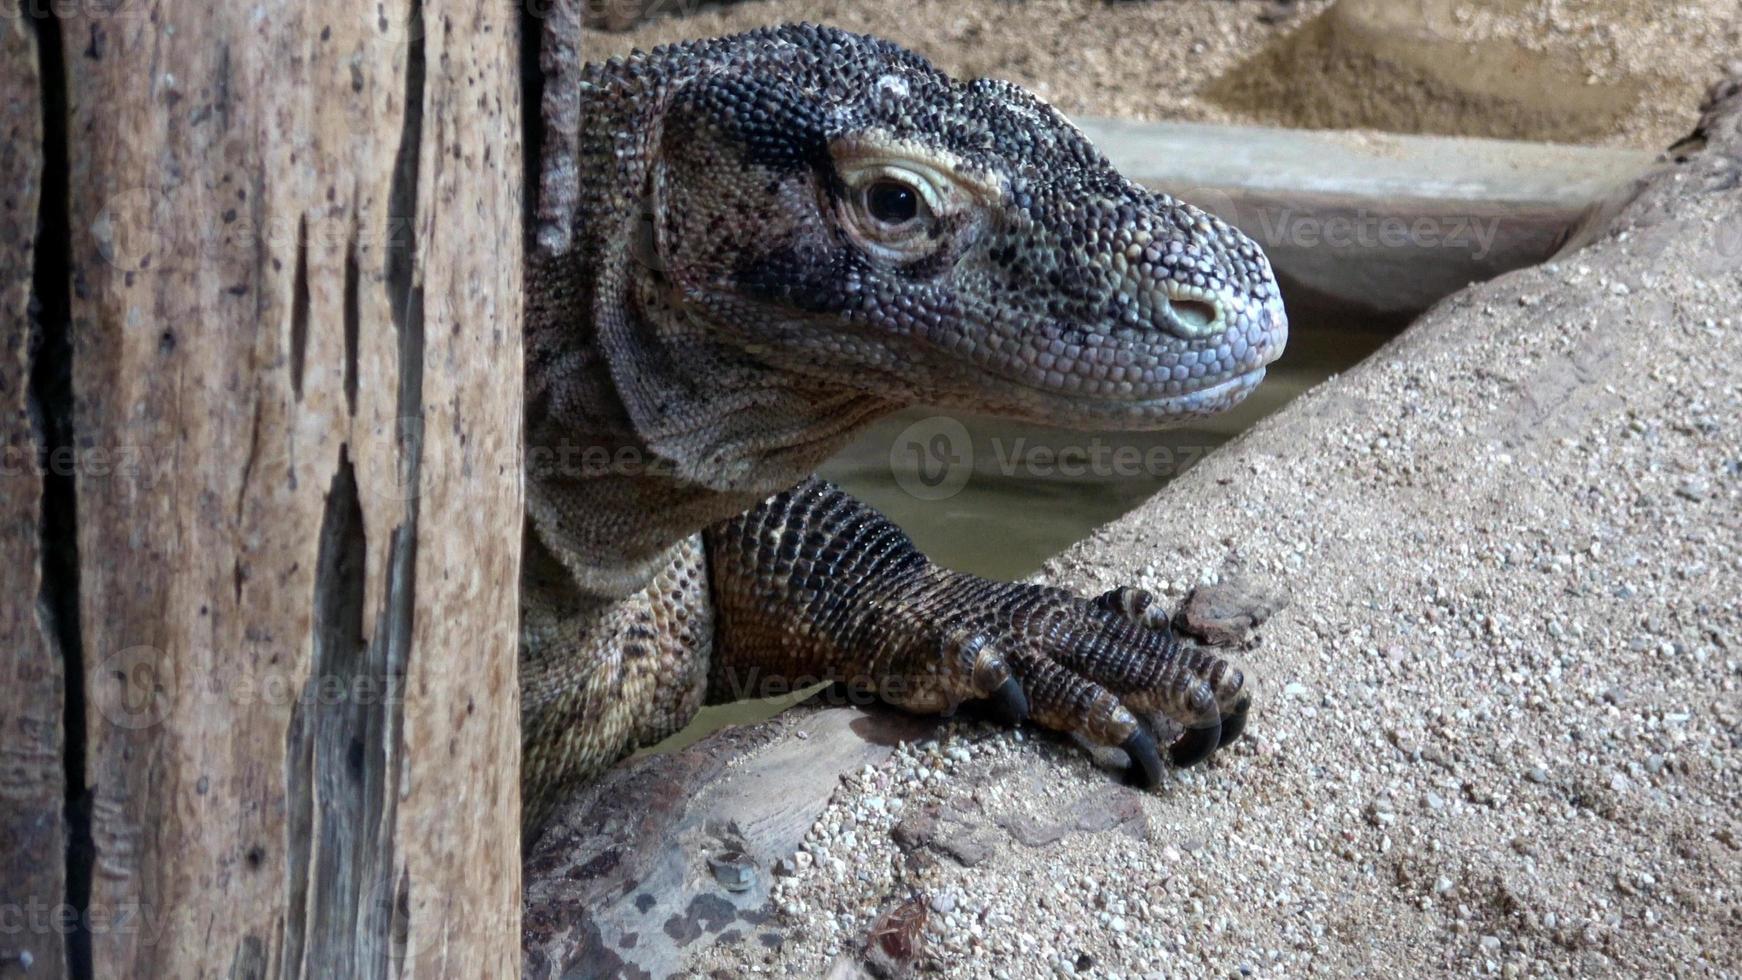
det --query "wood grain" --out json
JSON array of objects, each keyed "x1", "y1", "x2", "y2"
[{"x1": 51, "y1": 1, "x2": 524, "y2": 974}]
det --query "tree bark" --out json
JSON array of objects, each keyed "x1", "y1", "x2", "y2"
[{"x1": 2, "y1": 0, "x2": 525, "y2": 975}]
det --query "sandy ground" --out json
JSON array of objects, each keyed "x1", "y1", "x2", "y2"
[
  {"x1": 586, "y1": 0, "x2": 1740, "y2": 150},
  {"x1": 670, "y1": 77, "x2": 1742, "y2": 980}
]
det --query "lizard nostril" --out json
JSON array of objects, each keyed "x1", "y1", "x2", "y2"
[{"x1": 1168, "y1": 298, "x2": 1219, "y2": 335}]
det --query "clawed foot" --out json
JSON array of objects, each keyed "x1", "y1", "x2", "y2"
[
  {"x1": 904, "y1": 581, "x2": 1253, "y2": 787},
  {"x1": 1092, "y1": 585, "x2": 1251, "y2": 774},
  {"x1": 706, "y1": 481, "x2": 1260, "y2": 788}
]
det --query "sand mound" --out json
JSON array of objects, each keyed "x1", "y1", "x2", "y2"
[
  {"x1": 1207, "y1": 0, "x2": 1738, "y2": 146},
  {"x1": 589, "y1": 0, "x2": 1740, "y2": 150}
]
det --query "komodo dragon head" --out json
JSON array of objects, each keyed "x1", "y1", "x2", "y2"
[{"x1": 544, "y1": 22, "x2": 1286, "y2": 500}]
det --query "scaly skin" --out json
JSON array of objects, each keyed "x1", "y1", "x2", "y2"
[{"x1": 523, "y1": 23, "x2": 1287, "y2": 834}]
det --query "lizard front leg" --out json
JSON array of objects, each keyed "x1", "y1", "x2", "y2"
[
  {"x1": 519, "y1": 527, "x2": 713, "y2": 834},
  {"x1": 704, "y1": 477, "x2": 1251, "y2": 782}
]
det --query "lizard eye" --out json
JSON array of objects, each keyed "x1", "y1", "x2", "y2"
[
  {"x1": 864, "y1": 179, "x2": 922, "y2": 227},
  {"x1": 831, "y1": 156, "x2": 957, "y2": 259}
]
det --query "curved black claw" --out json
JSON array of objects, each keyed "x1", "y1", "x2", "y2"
[
  {"x1": 1168, "y1": 718, "x2": 1223, "y2": 768},
  {"x1": 1121, "y1": 727, "x2": 1165, "y2": 788},
  {"x1": 986, "y1": 677, "x2": 1030, "y2": 726},
  {"x1": 1217, "y1": 697, "x2": 1250, "y2": 748}
]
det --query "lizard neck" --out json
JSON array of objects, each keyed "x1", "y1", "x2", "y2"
[
  {"x1": 524, "y1": 48, "x2": 895, "y2": 599},
  {"x1": 525, "y1": 248, "x2": 891, "y2": 600}
]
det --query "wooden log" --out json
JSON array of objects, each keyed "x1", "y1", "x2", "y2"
[
  {"x1": 0, "y1": 14, "x2": 67, "y2": 978},
  {"x1": 1074, "y1": 117, "x2": 1658, "y2": 316},
  {"x1": 40, "y1": 1, "x2": 524, "y2": 974}
]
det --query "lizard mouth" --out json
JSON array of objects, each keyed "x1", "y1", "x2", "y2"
[
  {"x1": 979, "y1": 301, "x2": 1288, "y2": 426},
  {"x1": 1004, "y1": 365, "x2": 1270, "y2": 426},
  {"x1": 1151, "y1": 365, "x2": 1269, "y2": 415},
  {"x1": 1045, "y1": 363, "x2": 1268, "y2": 417}
]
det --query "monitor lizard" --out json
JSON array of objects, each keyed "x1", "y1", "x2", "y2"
[{"x1": 523, "y1": 23, "x2": 1288, "y2": 834}]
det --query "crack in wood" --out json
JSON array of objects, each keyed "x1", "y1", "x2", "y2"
[
  {"x1": 290, "y1": 212, "x2": 310, "y2": 397},
  {"x1": 343, "y1": 225, "x2": 360, "y2": 416},
  {"x1": 22, "y1": 6, "x2": 90, "y2": 978},
  {"x1": 284, "y1": 448, "x2": 371, "y2": 978}
]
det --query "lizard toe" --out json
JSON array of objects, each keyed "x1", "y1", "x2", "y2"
[
  {"x1": 1167, "y1": 717, "x2": 1223, "y2": 768},
  {"x1": 1217, "y1": 695, "x2": 1251, "y2": 748},
  {"x1": 1121, "y1": 726, "x2": 1165, "y2": 788},
  {"x1": 1092, "y1": 585, "x2": 1172, "y2": 632},
  {"x1": 985, "y1": 675, "x2": 1030, "y2": 726}
]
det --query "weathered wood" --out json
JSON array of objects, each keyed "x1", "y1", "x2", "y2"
[
  {"x1": 1075, "y1": 117, "x2": 1657, "y2": 316},
  {"x1": 0, "y1": 14, "x2": 67, "y2": 979},
  {"x1": 53, "y1": 1, "x2": 524, "y2": 975}
]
